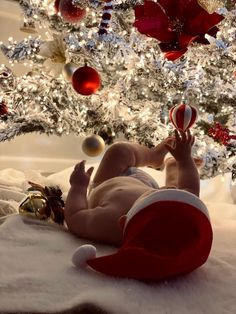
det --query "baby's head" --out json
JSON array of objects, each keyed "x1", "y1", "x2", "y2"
[{"x1": 74, "y1": 189, "x2": 213, "y2": 281}]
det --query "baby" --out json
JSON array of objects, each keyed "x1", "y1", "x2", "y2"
[{"x1": 65, "y1": 129, "x2": 202, "y2": 246}]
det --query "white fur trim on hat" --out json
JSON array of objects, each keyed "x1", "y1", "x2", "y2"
[
  {"x1": 72, "y1": 244, "x2": 97, "y2": 268},
  {"x1": 125, "y1": 189, "x2": 209, "y2": 229}
]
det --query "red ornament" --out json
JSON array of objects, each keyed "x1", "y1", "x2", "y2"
[
  {"x1": 59, "y1": 0, "x2": 86, "y2": 24},
  {"x1": 0, "y1": 99, "x2": 8, "y2": 115},
  {"x1": 208, "y1": 122, "x2": 236, "y2": 146},
  {"x1": 54, "y1": 0, "x2": 61, "y2": 13},
  {"x1": 134, "y1": 0, "x2": 224, "y2": 60},
  {"x1": 169, "y1": 103, "x2": 198, "y2": 131},
  {"x1": 72, "y1": 66, "x2": 101, "y2": 96}
]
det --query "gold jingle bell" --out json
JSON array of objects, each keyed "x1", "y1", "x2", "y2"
[
  {"x1": 19, "y1": 193, "x2": 50, "y2": 220},
  {"x1": 82, "y1": 134, "x2": 105, "y2": 157}
]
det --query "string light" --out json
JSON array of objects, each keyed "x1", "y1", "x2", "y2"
[{"x1": 0, "y1": 0, "x2": 235, "y2": 179}]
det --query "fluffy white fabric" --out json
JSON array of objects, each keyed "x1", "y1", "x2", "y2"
[{"x1": 0, "y1": 165, "x2": 236, "y2": 313}]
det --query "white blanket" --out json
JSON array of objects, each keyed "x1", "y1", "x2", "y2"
[{"x1": 0, "y1": 166, "x2": 236, "y2": 313}]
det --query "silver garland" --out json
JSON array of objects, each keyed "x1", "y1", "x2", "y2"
[{"x1": 1, "y1": 38, "x2": 42, "y2": 62}]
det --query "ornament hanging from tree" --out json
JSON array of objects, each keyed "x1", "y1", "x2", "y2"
[
  {"x1": 58, "y1": 0, "x2": 86, "y2": 24},
  {"x1": 0, "y1": 99, "x2": 8, "y2": 115},
  {"x1": 54, "y1": 0, "x2": 61, "y2": 13},
  {"x1": 98, "y1": 0, "x2": 113, "y2": 36},
  {"x1": 72, "y1": 65, "x2": 101, "y2": 96},
  {"x1": 82, "y1": 134, "x2": 105, "y2": 157},
  {"x1": 62, "y1": 62, "x2": 78, "y2": 81},
  {"x1": 169, "y1": 103, "x2": 198, "y2": 132}
]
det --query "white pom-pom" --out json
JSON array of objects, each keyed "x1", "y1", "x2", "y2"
[{"x1": 72, "y1": 244, "x2": 97, "y2": 268}]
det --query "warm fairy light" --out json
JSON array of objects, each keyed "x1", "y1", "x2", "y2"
[{"x1": 0, "y1": 0, "x2": 235, "y2": 179}]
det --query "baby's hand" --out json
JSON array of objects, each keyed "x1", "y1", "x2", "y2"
[
  {"x1": 69, "y1": 160, "x2": 94, "y2": 188},
  {"x1": 165, "y1": 129, "x2": 195, "y2": 162}
]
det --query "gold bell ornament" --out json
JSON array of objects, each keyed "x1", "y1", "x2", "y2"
[
  {"x1": 82, "y1": 134, "x2": 105, "y2": 157},
  {"x1": 19, "y1": 181, "x2": 65, "y2": 225}
]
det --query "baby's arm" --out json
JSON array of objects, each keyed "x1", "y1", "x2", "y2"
[
  {"x1": 65, "y1": 161, "x2": 93, "y2": 218},
  {"x1": 165, "y1": 129, "x2": 200, "y2": 197},
  {"x1": 65, "y1": 161, "x2": 94, "y2": 236},
  {"x1": 64, "y1": 161, "x2": 121, "y2": 244}
]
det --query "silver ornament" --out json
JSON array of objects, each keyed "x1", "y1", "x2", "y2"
[{"x1": 62, "y1": 62, "x2": 78, "y2": 82}]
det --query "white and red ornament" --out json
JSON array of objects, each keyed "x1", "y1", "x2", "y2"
[
  {"x1": 58, "y1": 0, "x2": 86, "y2": 24},
  {"x1": 72, "y1": 65, "x2": 101, "y2": 96},
  {"x1": 98, "y1": 0, "x2": 113, "y2": 36},
  {"x1": 169, "y1": 103, "x2": 198, "y2": 131}
]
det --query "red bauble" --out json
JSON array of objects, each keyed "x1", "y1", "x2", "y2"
[
  {"x1": 54, "y1": 0, "x2": 61, "y2": 13},
  {"x1": 0, "y1": 100, "x2": 8, "y2": 115},
  {"x1": 169, "y1": 103, "x2": 198, "y2": 132},
  {"x1": 59, "y1": 0, "x2": 86, "y2": 24},
  {"x1": 72, "y1": 66, "x2": 101, "y2": 96}
]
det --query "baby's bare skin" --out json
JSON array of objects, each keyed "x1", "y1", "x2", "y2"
[
  {"x1": 65, "y1": 130, "x2": 200, "y2": 246},
  {"x1": 88, "y1": 176, "x2": 155, "y2": 244}
]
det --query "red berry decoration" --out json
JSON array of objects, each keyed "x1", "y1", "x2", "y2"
[
  {"x1": 0, "y1": 99, "x2": 8, "y2": 115},
  {"x1": 72, "y1": 66, "x2": 101, "y2": 96},
  {"x1": 208, "y1": 122, "x2": 236, "y2": 146},
  {"x1": 59, "y1": 0, "x2": 86, "y2": 24},
  {"x1": 54, "y1": 0, "x2": 61, "y2": 13},
  {"x1": 169, "y1": 103, "x2": 198, "y2": 132}
]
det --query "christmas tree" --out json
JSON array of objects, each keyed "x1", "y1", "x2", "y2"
[{"x1": 0, "y1": 0, "x2": 235, "y2": 180}]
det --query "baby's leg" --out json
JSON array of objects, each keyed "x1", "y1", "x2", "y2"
[{"x1": 92, "y1": 140, "x2": 172, "y2": 187}]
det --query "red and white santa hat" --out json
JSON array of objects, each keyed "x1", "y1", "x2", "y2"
[{"x1": 72, "y1": 189, "x2": 213, "y2": 281}]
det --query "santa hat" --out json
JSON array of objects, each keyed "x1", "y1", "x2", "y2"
[{"x1": 72, "y1": 189, "x2": 213, "y2": 281}]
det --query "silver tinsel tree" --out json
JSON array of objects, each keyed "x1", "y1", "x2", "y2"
[{"x1": 0, "y1": 0, "x2": 235, "y2": 180}]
